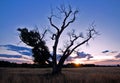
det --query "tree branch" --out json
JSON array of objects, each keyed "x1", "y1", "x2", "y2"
[
  {"x1": 64, "y1": 10, "x2": 78, "y2": 28},
  {"x1": 48, "y1": 16, "x2": 59, "y2": 32},
  {"x1": 69, "y1": 28, "x2": 97, "y2": 55},
  {"x1": 63, "y1": 32, "x2": 80, "y2": 56},
  {"x1": 61, "y1": 8, "x2": 72, "y2": 28},
  {"x1": 41, "y1": 29, "x2": 47, "y2": 40},
  {"x1": 57, "y1": 5, "x2": 79, "y2": 34}
]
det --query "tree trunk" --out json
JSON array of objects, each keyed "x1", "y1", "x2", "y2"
[
  {"x1": 52, "y1": 55, "x2": 68, "y2": 75},
  {"x1": 52, "y1": 65, "x2": 62, "y2": 75}
]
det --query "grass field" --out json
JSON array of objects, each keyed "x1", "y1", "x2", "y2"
[{"x1": 0, "y1": 67, "x2": 120, "y2": 83}]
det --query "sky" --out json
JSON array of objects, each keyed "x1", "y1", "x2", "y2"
[{"x1": 0, "y1": 0, "x2": 120, "y2": 65}]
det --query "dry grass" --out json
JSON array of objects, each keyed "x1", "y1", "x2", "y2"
[{"x1": 0, "y1": 67, "x2": 120, "y2": 83}]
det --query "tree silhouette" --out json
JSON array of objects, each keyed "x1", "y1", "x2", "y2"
[
  {"x1": 18, "y1": 5, "x2": 98, "y2": 75},
  {"x1": 17, "y1": 28, "x2": 52, "y2": 65}
]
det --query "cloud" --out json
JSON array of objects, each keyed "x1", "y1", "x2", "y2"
[
  {"x1": 63, "y1": 51, "x2": 93, "y2": 63},
  {"x1": 0, "y1": 57, "x2": 33, "y2": 64},
  {"x1": 0, "y1": 44, "x2": 32, "y2": 56},
  {"x1": 102, "y1": 50, "x2": 118, "y2": 54},
  {"x1": 56, "y1": 54, "x2": 62, "y2": 60},
  {"x1": 87, "y1": 54, "x2": 93, "y2": 60},
  {"x1": 0, "y1": 54, "x2": 22, "y2": 58},
  {"x1": 75, "y1": 52, "x2": 93, "y2": 60},
  {"x1": 115, "y1": 53, "x2": 120, "y2": 58},
  {"x1": 0, "y1": 44, "x2": 33, "y2": 64},
  {"x1": 102, "y1": 50, "x2": 109, "y2": 53},
  {"x1": 111, "y1": 51, "x2": 118, "y2": 53},
  {"x1": 95, "y1": 59, "x2": 120, "y2": 65}
]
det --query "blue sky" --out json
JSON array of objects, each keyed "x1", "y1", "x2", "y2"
[{"x1": 0, "y1": 0, "x2": 120, "y2": 65}]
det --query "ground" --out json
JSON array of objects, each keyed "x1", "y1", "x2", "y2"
[{"x1": 0, "y1": 67, "x2": 120, "y2": 83}]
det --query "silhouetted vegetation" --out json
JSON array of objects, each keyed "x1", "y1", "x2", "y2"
[
  {"x1": 64, "y1": 63, "x2": 95, "y2": 68},
  {"x1": 17, "y1": 28, "x2": 51, "y2": 65},
  {"x1": 0, "y1": 61, "x2": 51, "y2": 68}
]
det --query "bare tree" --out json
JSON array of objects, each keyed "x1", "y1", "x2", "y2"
[
  {"x1": 18, "y1": 5, "x2": 98, "y2": 75},
  {"x1": 48, "y1": 5, "x2": 98, "y2": 74}
]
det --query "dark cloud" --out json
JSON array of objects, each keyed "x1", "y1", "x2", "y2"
[
  {"x1": 76, "y1": 52, "x2": 87, "y2": 58},
  {"x1": 65, "y1": 52, "x2": 93, "y2": 62},
  {"x1": 56, "y1": 54, "x2": 62, "y2": 60},
  {"x1": 87, "y1": 54, "x2": 93, "y2": 60},
  {"x1": 102, "y1": 50, "x2": 109, "y2": 53},
  {"x1": 76, "y1": 52, "x2": 93, "y2": 60},
  {"x1": 0, "y1": 44, "x2": 32, "y2": 56},
  {"x1": 115, "y1": 53, "x2": 120, "y2": 58},
  {"x1": 102, "y1": 50, "x2": 118, "y2": 54},
  {"x1": 0, "y1": 54, "x2": 22, "y2": 58}
]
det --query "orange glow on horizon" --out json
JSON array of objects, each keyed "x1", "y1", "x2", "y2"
[{"x1": 74, "y1": 59, "x2": 80, "y2": 64}]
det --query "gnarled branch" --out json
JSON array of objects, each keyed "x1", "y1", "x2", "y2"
[
  {"x1": 69, "y1": 28, "x2": 97, "y2": 55},
  {"x1": 48, "y1": 16, "x2": 59, "y2": 32}
]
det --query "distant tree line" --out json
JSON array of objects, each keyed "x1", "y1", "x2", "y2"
[
  {"x1": 0, "y1": 61, "x2": 95, "y2": 68},
  {"x1": 0, "y1": 61, "x2": 119, "y2": 68},
  {"x1": 0, "y1": 61, "x2": 51, "y2": 68}
]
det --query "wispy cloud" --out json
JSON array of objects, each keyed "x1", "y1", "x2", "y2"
[
  {"x1": 102, "y1": 50, "x2": 118, "y2": 54},
  {"x1": 111, "y1": 51, "x2": 118, "y2": 53},
  {"x1": 95, "y1": 59, "x2": 120, "y2": 65},
  {"x1": 0, "y1": 54, "x2": 22, "y2": 58},
  {"x1": 0, "y1": 44, "x2": 33, "y2": 64},
  {"x1": 0, "y1": 57, "x2": 33, "y2": 64},
  {"x1": 0, "y1": 44, "x2": 32, "y2": 56},
  {"x1": 115, "y1": 53, "x2": 120, "y2": 58}
]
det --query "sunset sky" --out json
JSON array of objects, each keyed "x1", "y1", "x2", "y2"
[{"x1": 0, "y1": 0, "x2": 120, "y2": 65}]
